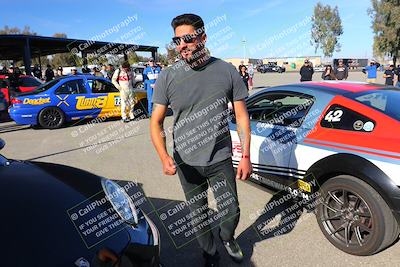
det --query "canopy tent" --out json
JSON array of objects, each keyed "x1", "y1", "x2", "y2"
[{"x1": 0, "y1": 34, "x2": 158, "y2": 75}]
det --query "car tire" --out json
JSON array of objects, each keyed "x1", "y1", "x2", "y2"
[
  {"x1": 316, "y1": 175, "x2": 399, "y2": 256},
  {"x1": 38, "y1": 107, "x2": 65, "y2": 129}
]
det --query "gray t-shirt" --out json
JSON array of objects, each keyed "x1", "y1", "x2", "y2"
[{"x1": 153, "y1": 57, "x2": 248, "y2": 166}]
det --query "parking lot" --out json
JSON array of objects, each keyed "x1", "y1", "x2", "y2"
[{"x1": 1, "y1": 71, "x2": 398, "y2": 267}]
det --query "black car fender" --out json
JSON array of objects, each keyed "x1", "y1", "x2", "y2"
[{"x1": 304, "y1": 153, "x2": 400, "y2": 222}]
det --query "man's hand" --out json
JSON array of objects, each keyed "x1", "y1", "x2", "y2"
[
  {"x1": 162, "y1": 155, "x2": 177, "y2": 175},
  {"x1": 236, "y1": 157, "x2": 252, "y2": 180}
]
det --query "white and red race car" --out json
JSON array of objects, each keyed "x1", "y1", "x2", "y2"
[{"x1": 230, "y1": 81, "x2": 400, "y2": 256}]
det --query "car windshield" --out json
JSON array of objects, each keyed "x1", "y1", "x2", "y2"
[{"x1": 347, "y1": 88, "x2": 400, "y2": 121}]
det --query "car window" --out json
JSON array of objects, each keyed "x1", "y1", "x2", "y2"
[
  {"x1": 347, "y1": 89, "x2": 400, "y2": 121},
  {"x1": 56, "y1": 79, "x2": 87, "y2": 94},
  {"x1": 247, "y1": 92, "x2": 314, "y2": 127},
  {"x1": 133, "y1": 68, "x2": 143, "y2": 75},
  {"x1": 90, "y1": 79, "x2": 119, "y2": 93},
  {"x1": 321, "y1": 104, "x2": 376, "y2": 132},
  {"x1": 20, "y1": 77, "x2": 41, "y2": 87}
]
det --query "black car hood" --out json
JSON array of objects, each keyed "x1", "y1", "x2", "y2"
[{"x1": 0, "y1": 160, "x2": 130, "y2": 267}]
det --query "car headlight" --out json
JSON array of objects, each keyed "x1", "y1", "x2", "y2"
[{"x1": 101, "y1": 179, "x2": 139, "y2": 226}]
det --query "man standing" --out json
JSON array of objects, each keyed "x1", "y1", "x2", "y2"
[
  {"x1": 44, "y1": 64, "x2": 54, "y2": 82},
  {"x1": 100, "y1": 65, "x2": 108, "y2": 78},
  {"x1": 106, "y1": 64, "x2": 115, "y2": 80},
  {"x1": 299, "y1": 59, "x2": 314, "y2": 82},
  {"x1": 394, "y1": 65, "x2": 400, "y2": 87},
  {"x1": 82, "y1": 65, "x2": 91, "y2": 74},
  {"x1": 364, "y1": 60, "x2": 379, "y2": 83},
  {"x1": 32, "y1": 64, "x2": 42, "y2": 80},
  {"x1": 383, "y1": 65, "x2": 395, "y2": 86},
  {"x1": 70, "y1": 67, "x2": 78, "y2": 75},
  {"x1": 143, "y1": 58, "x2": 161, "y2": 117},
  {"x1": 334, "y1": 59, "x2": 348, "y2": 80},
  {"x1": 150, "y1": 14, "x2": 252, "y2": 267},
  {"x1": 112, "y1": 61, "x2": 136, "y2": 122}
]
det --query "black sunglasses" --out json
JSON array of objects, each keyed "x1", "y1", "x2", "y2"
[{"x1": 172, "y1": 34, "x2": 199, "y2": 46}]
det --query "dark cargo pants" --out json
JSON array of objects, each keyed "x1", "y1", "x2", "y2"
[{"x1": 175, "y1": 157, "x2": 240, "y2": 255}]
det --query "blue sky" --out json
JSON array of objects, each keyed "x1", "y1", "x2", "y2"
[{"x1": 0, "y1": 0, "x2": 374, "y2": 59}]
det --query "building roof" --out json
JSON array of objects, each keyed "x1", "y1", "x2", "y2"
[{"x1": 0, "y1": 34, "x2": 158, "y2": 60}]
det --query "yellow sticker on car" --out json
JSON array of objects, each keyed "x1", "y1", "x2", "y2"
[
  {"x1": 75, "y1": 96, "x2": 107, "y2": 110},
  {"x1": 298, "y1": 179, "x2": 311, "y2": 193},
  {"x1": 23, "y1": 97, "x2": 51, "y2": 105}
]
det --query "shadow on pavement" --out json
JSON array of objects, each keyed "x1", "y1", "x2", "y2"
[
  {"x1": 116, "y1": 180, "x2": 305, "y2": 267},
  {"x1": 26, "y1": 131, "x2": 147, "y2": 161},
  {"x1": 236, "y1": 191, "x2": 304, "y2": 265},
  {"x1": 0, "y1": 122, "x2": 30, "y2": 133}
]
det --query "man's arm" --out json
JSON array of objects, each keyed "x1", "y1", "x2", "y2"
[
  {"x1": 233, "y1": 100, "x2": 252, "y2": 180},
  {"x1": 150, "y1": 103, "x2": 176, "y2": 175}
]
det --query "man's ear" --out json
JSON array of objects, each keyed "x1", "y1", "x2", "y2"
[{"x1": 201, "y1": 33, "x2": 207, "y2": 44}]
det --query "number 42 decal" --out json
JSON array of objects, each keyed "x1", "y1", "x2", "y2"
[{"x1": 324, "y1": 110, "x2": 343, "y2": 122}]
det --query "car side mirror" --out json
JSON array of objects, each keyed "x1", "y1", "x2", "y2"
[{"x1": 0, "y1": 138, "x2": 5, "y2": 150}]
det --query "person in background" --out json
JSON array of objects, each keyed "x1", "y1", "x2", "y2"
[
  {"x1": 45, "y1": 64, "x2": 54, "y2": 82},
  {"x1": 364, "y1": 60, "x2": 380, "y2": 83},
  {"x1": 106, "y1": 64, "x2": 115, "y2": 80},
  {"x1": 239, "y1": 65, "x2": 249, "y2": 90},
  {"x1": 70, "y1": 67, "x2": 78, "y2": 75},
  {"x1": 394, "y1": 65, "x2": 400, "y2": 87},
  {"x1": 112, "y1": 61, "x2": 136, "y2": 123},
  {"x1": 56, "y1": 66, "x2": 64, "y2": 77},
  {"x1": 100, "y1": 65, "x2": 107, "y2": 78},
  {"x1": 247, "y1": 64, "x2": 254, "y2": 90},
  {"x1": 334, "y1": 59, "x2": 348, "y2": 80},
  {"x1": 143, "y1": 58, "x2": 161, "y2": 117},
  {"x1": 300, "y1": 59, "x2": 314, "y2": 82},
  {"x1": 321, "y1": 65, "x2": 336, "y2": 80},
  {"x1": 93, "y1": 67, "x2": 103, "y2": 78},
  {"x1": 383, "y1": 65, "x2": 395, "y2": 86},
  {"x1": 82, "y1": 65, "x2": 91, "y2": 74},
  {"x1": 32, "y1": 64, "x2": 42, "y2": 79},
  {"x1": 8, "y1": 67, "x2": 21, "y2": 95}
]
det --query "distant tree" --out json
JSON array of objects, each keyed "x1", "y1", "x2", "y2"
[
  {"x1": 51, "y1": 33, "x2": 77, "y2": 67},
  {"x1": 0, "y1": 25, "x2": 37, "y2": 35},
  {"x1": 166, "y1": 43, "x2": 179, "y2": 64},
  {"x1": 311, "y1": 2, "x2": 343, "y2": 57},
  {"x1": 52, "y1": 33, "x2": 67, "y2": 38},
  {"x1": 128, "y1": 51, "x2": 140, "y2": 64},
  {"x1": 368, "y1": 0, "x2": 400, "y2": 66},
  {"x1": 158, "y1": 53, "x2": 168, "y2": 66}
]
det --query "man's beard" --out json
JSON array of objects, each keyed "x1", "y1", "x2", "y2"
[{"x1": 181, "y1": 43, "x2": 208, "y2": 66}]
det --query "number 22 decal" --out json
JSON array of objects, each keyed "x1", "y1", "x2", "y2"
[{"x1": 324, "y1": 110, "x2": 343, "y2": 122}]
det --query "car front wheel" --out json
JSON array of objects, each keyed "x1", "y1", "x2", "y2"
[
  {"x1": 38, "y1": 107, "x2": 65, "y2": 129},
  {"x1": 316, "y1": 175, "x2": 399, "y2": 255}
]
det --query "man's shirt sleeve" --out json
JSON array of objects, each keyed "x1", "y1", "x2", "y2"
[
  {"x1": 153, "y1": 70, "x2": 169, "y2": 106},
  {"x1": 230, "y1": 66, "x2": 249, "y2": 101}
]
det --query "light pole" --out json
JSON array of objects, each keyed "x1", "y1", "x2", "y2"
[{"x1": 242, "y1": 37, "x2": 246, "y2": 64}]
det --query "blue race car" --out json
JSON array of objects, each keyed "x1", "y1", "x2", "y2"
[{"x1": 9, "y1": 75, "x2": 147, "y2": 129}]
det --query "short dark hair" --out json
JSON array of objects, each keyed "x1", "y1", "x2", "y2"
[{"x1": 171, "y1": 13, "x2": 205, "y2": 34}]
